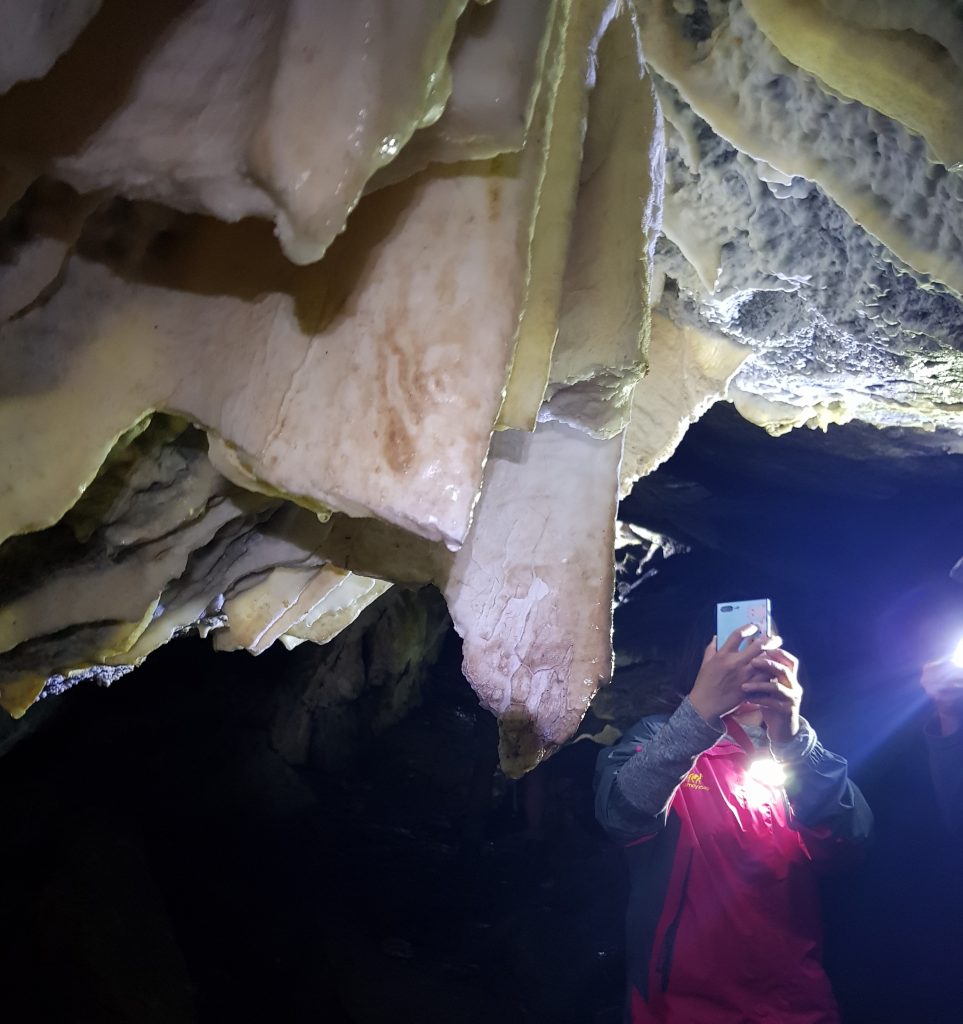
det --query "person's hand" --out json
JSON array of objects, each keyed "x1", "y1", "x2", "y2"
[
  {"x1": 742, "y1": 647, "x2": 802, "y2": 744},
  {"x1": 919, "y1": 660, "x2": 963, "y2": 736},
  {"x1": 688, "y1": 626, "x2": 773, "y2": 725}
]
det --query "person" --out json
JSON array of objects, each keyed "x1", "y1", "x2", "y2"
[
  {"x1": 594, "y1": 623, "x2": 873, "y2": 1024},
  {"x1": 882, "y1": 578, "x2": 963, "y2": 836},
  {"x1": 918, "y1": 648, "x2": 963, "y2": 837}
]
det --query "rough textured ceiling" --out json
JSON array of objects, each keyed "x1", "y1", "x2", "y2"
[
  {"x1": 1, "y1": 0, "x2": 961, "y2": 774},
  {"x1": 646, "y1": 0, "x2": 963, "y2": 436}
]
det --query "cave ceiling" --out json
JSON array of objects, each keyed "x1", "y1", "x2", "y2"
[{"x1": 1, "y1": 0, "x2": 962, "y2": 774}]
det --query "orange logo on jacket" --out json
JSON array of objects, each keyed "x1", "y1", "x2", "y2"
[{"x1": 684, "y1": 771, "x2": 709, "y2": 792}]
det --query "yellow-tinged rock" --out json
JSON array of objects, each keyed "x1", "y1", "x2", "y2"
[
  {"x1": 818, "y1": 0, "x2": 963, "y2": 73},
  {"x1": 366, "y1": 0, "x2": 554, "y2": 191},
  {"x1": 0, "y1": 617, "x2": 152, "y2": 718},
  {"x1": 497, "y1": 0, "x2": 617, "y2": 431},
  {"x1": 280, "y1": 575, "x2": 393, "y2": 649},
  {"x1": 214, "y1": 564, "x2": 349, "y2": 656},
  {"x1": 619, "y1": 314, "x2": 749, "y2": 496},
  {"x1": 541, "y1": 4, "x2": 661, "y2": 438},
  {"x1": 0, "y1": 491, "x2": 267, "y2": 655},
  {"x1": 0, "y1": 674, "x2": 47, "y2": 718},
  {"x1": 744, "y1": 0, "x2": 963, "y2": 171}
]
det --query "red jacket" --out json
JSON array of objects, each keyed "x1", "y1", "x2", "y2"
[{"x1": 595, "y1": 709, "x2": 873, "y2": 1023}]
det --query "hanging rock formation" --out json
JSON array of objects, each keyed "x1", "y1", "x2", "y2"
[{"x1": 1, "y1": 0, "x2": 962, "y2": 773}]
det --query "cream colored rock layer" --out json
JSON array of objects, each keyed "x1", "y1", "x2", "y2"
[
  {"x1": 496, "y1": 0, "x2": 617, "y2": 430},
  {"x1": 744, "y1": 0, "x2": 963, "y2": 171},
  {"x1": 280, "y1": 575, "x2": 392, "y2": 649},
  {"x1": 821, "y1": 0, "x2": 963, "y2": 73},
  {"x1": 0, "y1": 0, "x2": 660, "y2": 772},
  {"x1": 0, "y1": 162, "x2": 532, "y2": 550},
  {"x1": 212, "y1": 563, "x2": 391, "y2": 657},
  {"x1": 367, "y1": 0, "x2": 554, "y2": 190},
  {"x1": 541, "y1": 4, "x2": 660, "y2": 438},
  {"x1": 213, "y1": 566, "x2": 348, "y2": 656},
  {"x1": 0, "y1": 0, "x2": 468, "y2": 264},
  {"x1": 445, "y1": 419, "x2": 622, "y2": 775},
  {"x1": 620, "y1": 314, "x2": 749, "y2": 496},
  {"x1": 0, "y1": 0, "x2": 597, "y2": 552}
]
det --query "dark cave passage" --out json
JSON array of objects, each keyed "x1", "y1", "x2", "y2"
[{"x1": 3, "y1": 406, "x2": 963, "y2": 1024}]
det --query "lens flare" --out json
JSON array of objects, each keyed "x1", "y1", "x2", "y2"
[{"x1": 951, "y1": 637, "x2": 963, "y2": 668}]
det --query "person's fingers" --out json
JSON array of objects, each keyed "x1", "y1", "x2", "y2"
[
  {"x1": 743, "y1": 676, "x2": 794, "y2": 700},
  {"x1": 702, "y1": 638, "x2": 717, "y2": 664},
  {"x1": 756, "y1": 652, "x2": 797, "y2": 690},
  {"x1": 722, "y1": 623, "x2": 758, "y2": 653},
  {"x1": 750, "y1": 655, "x2": 801, "y2": 693},
  {"x1": 743, "y1": 694, "x2": 792, "y2": 712},
  {"x1": 733, "y1": 629, "x2": 766, "y2": 662},
  {"x1": 743, "y1": 663, "x2": 778, "y2": 688},
  {"x1": 742, "y1": 683, "x2": 793, "y2": 707},
  {"x1": 764, "y1": 647, "x2": 797, "y2": 671},
  {"x1": 751, "y1": 656, "x2": 791, "y2": 679}
]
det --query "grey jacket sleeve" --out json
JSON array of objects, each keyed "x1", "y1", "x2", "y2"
[
  {"x1": 594, "y1": 697, "x2": 723, "y2": 843},
  {"x1": 924, "y1": 717, "x2": 963, "y2": 837},
  {"x1": 769, "y1": 718, "x2": 874, "y2": 846}
]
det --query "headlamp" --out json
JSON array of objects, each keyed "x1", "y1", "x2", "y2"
[{"x1": 746, "y1": 757, "x2": 786, "y2": 789}]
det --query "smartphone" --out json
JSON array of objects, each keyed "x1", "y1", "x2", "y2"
[{"x1": 716, "y1": 599, "x2": 771, "y2": 651}]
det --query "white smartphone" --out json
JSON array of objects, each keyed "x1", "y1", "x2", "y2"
[{"x1": 716, "y1": 599, "x2": 771, "y2": 651}]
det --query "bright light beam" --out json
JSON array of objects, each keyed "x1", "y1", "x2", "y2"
[{"x1": 951, "y1": 637, "x2": 963, "y2": 668}]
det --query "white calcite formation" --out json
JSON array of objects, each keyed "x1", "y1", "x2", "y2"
[
  {"x1": 1, "y1": 0, "x2": 469, "y2": 264},
  {"x1": 0, "y1": 0, "x2": 660, "y2": 774},
  {"x1": 3, "y1": 0, "x2": 963, "y2": 772}
]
